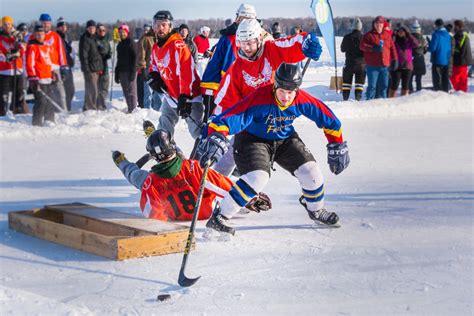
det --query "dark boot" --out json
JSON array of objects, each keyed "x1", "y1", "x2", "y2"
[
  {"x1": 299, "y1": 196, "x2": 339, "y2": 226},
  {"x1": 206, "y1": 207, "x2": 235, "y2": 235}
]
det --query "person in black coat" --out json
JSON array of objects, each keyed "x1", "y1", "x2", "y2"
[
  {"x1": 115, "y1": 23, "x2": 137, "y2": 113},
  {"x1": 408, "y1": 20, "x2": 428, "y2": 92},
  {"x1": 340, "y1": 17, "x2": 365, "y2": 101},
  {"x1": 79, "y1": 20, "x2": 104, "y2": 111},
  {"x1": 56, "y1": 18, "x2": 75, "y2": 111}
]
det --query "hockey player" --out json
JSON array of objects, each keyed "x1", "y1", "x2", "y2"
[
  {"x1": 147, "y1": 10, "x2": 203, "y2": 139},
  {"x1": 200, "y1": 3, "x2": 257, "y2": 118},
  {"x1": 112, "y1": 129, "x2": 271, "y2": 221},
  {"x1": 209, "y1": 18, "x2": 322, "y2": 176},
  {"x1": 26, "y1": 25, "x2": 56, "y2": 126},
  {"x1": 199, "y1": 63, "x2": 350, "y2": 235},
  {"x1": 0, "y1": 16, "x2": 26, "y2": 115}
]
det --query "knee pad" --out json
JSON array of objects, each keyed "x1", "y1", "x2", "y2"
[{"x1": 294, "y1": 161, "x2": 324, "y2": 210}]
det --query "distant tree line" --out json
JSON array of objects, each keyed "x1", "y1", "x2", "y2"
[{"x1": 17, "y1": 16, "x2": 473, "y2": 41}]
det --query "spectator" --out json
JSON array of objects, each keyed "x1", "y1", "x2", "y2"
[
  {"x1": 79, "y1": 19, "x2": 104, "y2": 111},
  {"x1": 428, "y1": 18, "x2": 452, "y2": 92},
  {"x1": 272, "y1": 22, "x2": 285, "y2": 39},
  {"x1": 56, "y1": 18, "x2": 75, "y2": 111},
  {"x1": 451, "y1": 20, "x2": 472, "y2": 92},
  {"x1": 26, "y1": 25, "x2": 55, "y2": 126},
  {"x1": 290, "y1": 26, "x2": 302, "y2": 36},
  {"x1": 96, "y1": 23, "x2": 112, "y2": 110},
  {"x1": 179, "y1": 24, "x2": 197, "y2": 61},
  {"x1": 340, "y1": 17, "x2": 365, "y2": 101},
  {"x1": 389, "y1": 26, "x2": 419, "y2": 97},
  {"x1": 115, "y1": 23, "x2": 138, "y2": 113},
  {"x1": 409, "y1": 20, "x2": 428, "y2": 92},
  {"x1": 193, "y1": 25, "x2": 211, "y2": 77},
  {"x1": 0, "y1": 16, "x2": 26, "y2": 115},
  {"x1": 360, "y1": 16, "x2": 398, "y2": 99},
  {"x1": 137, "y1": 23, "x2": 160, "y2": 110}
]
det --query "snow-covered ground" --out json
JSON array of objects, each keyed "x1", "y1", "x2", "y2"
[{"x1": 0, "y1": 37, "x2": 473, "y2": 315}]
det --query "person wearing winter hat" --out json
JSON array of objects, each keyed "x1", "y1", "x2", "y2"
[
  {"x1": 28, "y1": 13, "x2": 68, "y2": 112},
  {"x1": 115, "y1": 23, "x2": 138, "y2": 113},
  {"x1": 408, "y1": 20, "x2": 428, "y2": 92},
  {"x1": 428, "y1": 18, "x2": 452, "y2": 92},
  {"x1": 0, "y1": 15, "x2": 28, "y2": 115},
  {"x1": 193, "y1": 25, "x2": 211, "y2": 76},
  {"x1": 136, "y1": 21, "x2": 160, "y2": 110},
  {"x1": 79, "y1": 18, "x2": 103, "y2": 111},
  {"x1": 360, "y1": 15, "x2": 398, "y2": 99},
  {"x1": 179, "y1": 24, "x2": 198, "y2": 61},
  {"x1": 450, "y1": 20, "x2": 472, "y2": 92},
  {"x1": 340, "y1": 17, "x2": 365, "y2": 101},
  {"x1": 96, "y1": 23, "x2": 112, "y2": 110},
  {"x1": 56, "y1": 17, "x2": 75, "y2": 110}
]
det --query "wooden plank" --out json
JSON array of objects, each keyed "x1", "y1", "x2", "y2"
[
  {"x1": 9, "y1": 211, "x2": 118, "y2": 259},
  {"x1": 116, "y1": 232, "x2": 194, "y2": 260},
  {"x1": 45, "y1": 203, "x2": 189, "y2": 235}
]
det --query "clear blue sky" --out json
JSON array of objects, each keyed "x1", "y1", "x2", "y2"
[{"x1": 2, "y1": 0, "x2": 473, "y2": 23}]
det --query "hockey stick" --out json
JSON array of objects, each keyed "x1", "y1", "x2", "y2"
[
  {"x1": 38, "y1": 88, "x2": 66, "y2": 113},
  {"x1": 301, "y1": 58, "x2": 311, "y2": 77},
  {"x1": 178, "y1": 158, "x2": 213, "y2": 287}
]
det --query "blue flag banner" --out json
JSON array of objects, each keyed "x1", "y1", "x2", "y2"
[{"x1": 310, "y1": 0, "x2": 336, "y2": 66}]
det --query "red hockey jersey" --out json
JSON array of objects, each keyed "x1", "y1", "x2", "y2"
[
  {"x1": 149, "y1": 33, "x2": 201, "y2": 101},
  {"x1": 140, "y1": 159, "x2": 232, "y2": 221},
  {"x1": 0, "y1": 32, "x2": 25, "y2": 75},
  {"x1": 26, "y1": 40, "x2": 54, "y2": 84},
  {"x1": 214, "y1": 33, "x2": 307, "y2": 114},
  {"x1": 29, "y1": 31, "x2": 67, "y2": 70}
]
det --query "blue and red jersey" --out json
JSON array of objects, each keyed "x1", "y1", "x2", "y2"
[{"x1": 208, "y1": 84, "x2": 343, "y2": 143}]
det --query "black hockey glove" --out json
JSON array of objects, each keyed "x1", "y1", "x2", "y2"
[
  {"x1": 112, "y1": 150, "x2": 127, "y2": 166},
  {"x1": 327, "y1": 141, "x2": 350, "y2": 175},
  {"x1": 245, "y1": 192, "x2": 272, "y2": 213},
  {"x1": 177, "y1": 94, "x2": 192, "y2": 118},
  {"x1": 198, "y1": 132, "x2": 229, "y2": 167},
  {"x1": 60, "y1": 66, "x2": 69, "y2": 81},
  {"x1": 28, "y1": 79, "x2": 39, "y2": 93},
  {"x1": 147, "y1": 71, "x2": 167, "y2": 93}
]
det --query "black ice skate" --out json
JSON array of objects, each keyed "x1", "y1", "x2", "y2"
[
  {"x1": 299, "y1": 196, "x2": 340, "y2": 227},
  {"x1": 206, "y1": 208, "x2": 236, "y2": 235}
]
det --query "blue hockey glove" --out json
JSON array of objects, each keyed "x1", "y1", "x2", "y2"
[
  {"x1": 302, "y1": 33, "x2": 323, "y2": 60},
  {"x1": 198, "y1": 133, "x2": 229, "y2": 167},
  {"x1": 327, "y1": 141, "x2": 350, "y2": 175}
]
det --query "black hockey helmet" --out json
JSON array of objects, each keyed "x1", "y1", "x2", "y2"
[
  {"x1": 153, "y1": 10, "x2": 173, "y2": 21},
  {"x1": 146, "y1": 129, "x2": 177, "y2": 162},
  {"x1": 274, "y1": 62, "x2": 303, "y2": 91}
]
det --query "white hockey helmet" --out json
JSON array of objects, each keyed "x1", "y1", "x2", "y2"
[
  {"x1": 200, "y1": 26, "x2": 210, "y2": 34},
  {"x1": 236, "y1": 18, "x2": 262, "y2": 42},
  {"x1": 236, "y1": 3, "x2": 257, "y2": 19}
]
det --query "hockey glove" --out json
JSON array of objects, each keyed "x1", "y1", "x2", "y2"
[
  {"x1": 147, "y1": 71, "x2": 167, "y2": 93},
  {"x1": 112, "y1": 150, "x2": 128, "y2": 166},
  {"x1": 60, "y1": 66, "x2": 69, "y2": 81},
  {"x1": 6, "y1": 49, "x2": 20, "y2": 62},
  {"x1": 198, "y1": 132, "x2": 229, "y2": 167},
  {"x1": 177, "y1": 94, "x2": 192, "y2": 118},
  {"x1": 327, "y1": 141, "x2": 350, "y2": 175},
  {"x1": 245, "y1": 192, "x2": 272, "y2": 213},
  {"x1": 302, "y1": 32, "x2": 322, "y2": 60}
]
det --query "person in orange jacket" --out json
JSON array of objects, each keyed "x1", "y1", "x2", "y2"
[
  {"x1": 26, "y1": 25, "x2": 56, "y2": 126},
  {"x1": 0, "y1": 16, "x2": 26, "y2": 115},
  {"x1": 112, "y1": 128, "x2": 271, "y2": 221}
]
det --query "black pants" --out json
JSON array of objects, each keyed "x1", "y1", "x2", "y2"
[
  {"x1": 137, "y1": 72, "x2": 145, "y2": 108},
  {"x1": 390, "y1": 69, "x2": 413, "y2": 90},
  {"x1": 432, "y1": 65, "x2": 450, "y2": 92},
  {"x1": 32, "y1": 84, "x2": 55, "y2": 126},
  {"x1": 409, "y1": 73, "x2": 423, "y2": 92},
  {"x1": 0, "y1": 74, "x2": 25, "y2": 115},
  {"x1": 342, "y1": 64, "x2": 365, "y2": 101},
  {"x1": 62, "y1": 68, "x2": 75, "y2": 111},
  {"x1": 233, "y1": 131, "x2": 315, "y2": 176}
]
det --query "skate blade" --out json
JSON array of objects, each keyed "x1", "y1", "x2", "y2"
[
  {"x1": 312, "y1": 221, "x2": 341, "y2": 229},
  {"x1": 202, "y1": 228, "x2": 232, "y2": 242}
]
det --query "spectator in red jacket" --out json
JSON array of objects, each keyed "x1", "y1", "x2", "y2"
[{"x1": 360, "y1": 16, "x2": 398, "y2": 99}]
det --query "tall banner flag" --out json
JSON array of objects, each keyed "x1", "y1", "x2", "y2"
[{"x1": 310, "y1": 0, "x2": 336, "y2": 66}]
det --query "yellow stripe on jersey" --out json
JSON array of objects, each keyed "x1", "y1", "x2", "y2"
[
  {"x1": 208, "y1": 122, "x2": 229, "y2": 133},
  {"x1": 323, "y1": 127, "x2": 342, "y2": 138},
  {"x1": 200, "y1": 82, "x2": 220, "y2": 90}
]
